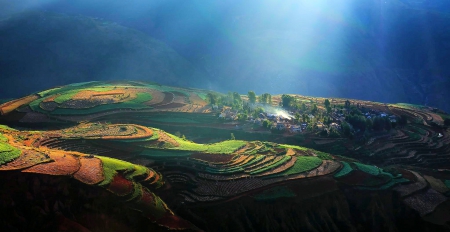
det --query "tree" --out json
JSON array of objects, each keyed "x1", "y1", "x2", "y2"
[
  {"x1": 295, "y1": 112, "x2": 301, "y2": 123},
  {"x1": 345, "y1": 100, "x2": 351, "y2": 109},
  {"x1": 342, "y1": 122, "x2": 351, "y2": 137},
  {"x1": 324, "y1": 99, "x2": 330, "y2": 108},
  {"x1": 206, "y1": 93, "x2": 217, "y2": 105},
  {"x1": 301, "y1": 103, "x2": 307, "y2": 111},
  {"x1": 262, "y1": 119, "x2": 271, "y2": 128},
  {"x1": 247, "y1": 91, "x2": 256, "y2": 104},
  {"x1": 237, "y1": 113, "x2": 247, "y2": 121},
  {"x1": 252, "y1": 107, "x2": 264, "y2": 118},
  {"x1": 259, "y1": 93, "x2": 272, "y2": 105},
  {"x1": 311, "y1": 104, "x2": 318, "y2": 114},
  {"x1": 233, "y1": 92, "x2": 242, "y2": 103},
  {"x1": 444, "y1": 118, "x2": 450, "y2": 127},
  {"x1": 230, "y1": 133, "x2": 235, "y2": 140},
  {"x1": 281, "y1": 94, "x2": 295, "y2": 108}
]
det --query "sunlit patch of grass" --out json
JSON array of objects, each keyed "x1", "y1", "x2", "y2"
[
  {"x1": 277, "y1": 144, "x2": 308, "y2": 151},
  {"x1": 167, "y1": 134, "x2": 246, "y2": 154},
  {"x1": 270, "y1": 156, "x2": 322, "y2": 177},
  {"x1": 97, "y1": 156, "x2": 140, "y2": 186},
  {"x1": 250, "y1": 156, "x2": 291, "y2": 175},
  {"x1": 0, "y1": 134, "x2": 21, "y2": 165}
]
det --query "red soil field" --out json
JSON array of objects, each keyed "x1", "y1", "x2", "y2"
[
  {"x1": 22, "y1": 152, "x2": 80, "y2": 176},
  {"x1": 73, "y1": 157, "x2": 104, "y2": 185},
  {"x1": 0, "y1": 95, "x2": 39, "y2": 115},
  {"x1": 106, "y1": 173, "x2": 134, "y2": 196},
  {"x1": 338, "y1": 170, "x2": 372, "y2": 186},
  {"x1": 0, "y1": 149, "x2": 50, "y2": 171}
]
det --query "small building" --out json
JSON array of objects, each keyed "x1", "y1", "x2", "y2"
[{"x1": 290, "y1": 125, "x2": 302, "y2": 133}]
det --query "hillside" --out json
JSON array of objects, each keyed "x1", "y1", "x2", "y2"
[
  {"x1": 0, "y1": 11, "x2": 208, "y2": 99},
  {"x1": 0, "y1": 121, "x2": 450, "y2": 231},
  {"x1": 1, "y1": 81, "x2": 450, "y2": 170}
]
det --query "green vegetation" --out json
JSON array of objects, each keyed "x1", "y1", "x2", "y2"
[
  {"x1": 127, "y1": 182, "x2": 142, "y2": 201},
  {"x1": 97, "y1": 156, "x2": 139, "y2": 186},
  {"x1": 250, "y1": 156, "x2": 291, "y2": 175},
  {"x1": 334, "y1": 162, "x2": 353, "y2": 178},
  {"x1": 269, "y1": 156, "x2": 322, "y2": 177},
  {"x1": 254, "y1": 186, "x2": 296, "y2": 201},
  {"x1": 68, "y1": 81, "x2": 100, "y2": 87},
  {"x1": 140, "y1": 149, "x2": 192, "y2": 157},
  {"x1": 277, "y1": 144, "x2": 308, "y2": 151},
  {"x1": 146, "y1": 116, "x2": 200, "y2": 124},
  {"x1": 353, "y1": 162, "x2": 380, "y2": 175},
  {"x1": 0, "y1": 125, "x2": 16, "y2": 131},
  {"x1": 116, "y1": 130, "x2": 159, "y2": 143},
  {"x1": 52, "y1": 102, "x2": 151, "y2": 115},
  {"x1": 239, "y1": 155, "x2": 265, "y2": 168},
  {"x1": 247, "y1": 91, "x2": 256, "y2": 104},
  {"x1": 358, "y1": 178, "x2": 410, "y2": 190},
  {"x1": 445, "y1": 180, "x2": 450, "y2": 189},
  {"x1": 167, "y1": 134, "x2": 246, "y2": 153},
  {"x1": 0, "y1": 134, "x2": 21, "y2": 165},
  {"x1": 132, "y1": 92, "x2": 153, "y2": 103},
  {"x1": 196, "y1": 92, "x2": 208, "y2": 101},
  {"x1": 147, "y1": 84, "x2": 190, "y2": 97},
  {"x1": 393, "y1": 103, "x2": 425, "y2": 110},
  {"x1": 206, "y1": 165, "x2": 244, "y2": 174},
  {"x1": 315, "y1": 151, "x2": 333, "y2": 160},
  {"x1": 37, "y1": 87, "x2": 63, "y2": 97},
  {"x1": 54, "y1": 87, "x2": 116, "y2": 103}
]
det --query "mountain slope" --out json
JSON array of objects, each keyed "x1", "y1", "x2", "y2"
[{"x1": 0, "y1": 11, "x2": 208, "y2": 99}]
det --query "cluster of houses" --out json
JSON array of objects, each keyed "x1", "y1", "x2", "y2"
[
  {"x1": 219, "y1": 105, "x2": 399, "y2": 135},
  {"x1": 219, "y1": 110, "x2": 307, "y2": 133}
]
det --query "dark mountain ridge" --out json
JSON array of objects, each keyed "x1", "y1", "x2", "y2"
[{"x1": 0, "y1": 11, "x2": 209, "y2": 99}]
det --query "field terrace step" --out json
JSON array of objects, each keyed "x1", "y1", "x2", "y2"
[
  {"x1": 254, "y1": 156, "x2": 297, "y2": 177},
  {"x1": 393, "y1": 171, "x2": 428, "y2": 197},
  {"x1": 179, "y1": 191, "x2": 224, "y2": 203},
  {"x1": 192, "y1": 172, "x2": 349, "y2": 200},
  {"x1": 245, "y1": 156, "x2": 285, "y2": 174},
  {"x1": 197, "y1": 172, "x2": 250, "y2": 181},
  {"x1": 166, "y1": 174, "x2": 189, "y2": 184},
  {"x1": 244, "y1": 155, "x2": 276, "y2": 170},
  {"x1": 403, "y1": 188, "x2": 448, "y2": 217}
]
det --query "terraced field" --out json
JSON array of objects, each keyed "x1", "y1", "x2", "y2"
[{"x1": 1, "y1": 82, "x2": 450, "y2": 231}]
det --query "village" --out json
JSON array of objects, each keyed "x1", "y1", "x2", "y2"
[{"x1": 213, "y1": 93, "x2": 401, "y2": 138}]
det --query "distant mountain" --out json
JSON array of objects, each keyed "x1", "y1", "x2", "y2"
[
  {"x1": 0, "y1": 11, "x2": 209, "y2": 99},
  {"x1": 187, "y1": 0, "x2": 450, "y2": 112},
  {"x1": 1, "y1": 2, "x2": 450, "y2": 112}
]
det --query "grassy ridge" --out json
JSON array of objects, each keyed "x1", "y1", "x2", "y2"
[
  {"x1": 334, "y1": 162, "x2": 353, "y2": 178},
  {"x1": 167, "y1": 134, "x2": 246, "y2": 154},
  {"x1": 268, "y1": 156, "x2": 322, "y2": 177},
  {"x1": 0, "y1": 133, "x2": 21, "y2": 165}
]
